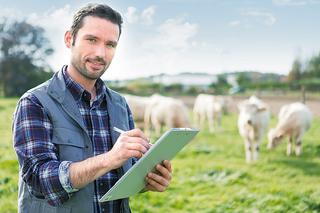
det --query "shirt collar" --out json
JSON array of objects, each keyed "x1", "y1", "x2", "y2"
[{"x1": 61, "y1": 65, "x2": 106, "y2": 105}]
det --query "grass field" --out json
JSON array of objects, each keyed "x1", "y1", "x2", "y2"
[
  {"x1": 1, "y1": 98, "x2": 320, "y2": 212},
  {"x1": 0, "y1": 98, "x2": 20, "y2": 212}
]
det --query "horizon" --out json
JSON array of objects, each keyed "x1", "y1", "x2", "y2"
[
  {"x1": 1, "y1": 0, "x2": 319, "y2": 80},
  {"x1": 104, "y1": 70, "x2": 286, "y2": 83}
]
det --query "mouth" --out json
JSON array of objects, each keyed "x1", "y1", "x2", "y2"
[{"x1": 86, "y1": 59, "x2": 106, "y2": 70}]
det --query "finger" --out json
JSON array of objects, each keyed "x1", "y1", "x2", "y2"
[
  {"x1": 147, "y1": 172, "x2": 169, "y2": 188},
  {"x1": 145, "y1": 176, "x2": 166, "y2": 192},
  {"x1": 127, "y1": 150, "x2": 143, "y2": 159},
  {"x1": 120, "y1": 135, "x2": 151, "y2": 150},
  {"x1": 155, "y1": 164, "x2": 172, "y2": 181},
  {"x1": 125, "y1": 128, "x2": 150, "y2": 143},
  {"x1": 126, "y1": 142, "x2": 148, "y2": 154},
  {"x1": 145, "y1": 183, "x2": 157, "y2": 192},
  {"x1": 129, "y1": 136, "x2": 151, "y2": 149},
  {"x1": 162, "y1": 160, "x2": 172, "y2": 173}
]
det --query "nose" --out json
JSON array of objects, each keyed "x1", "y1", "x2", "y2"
[
  {"x1": 95, "y1": 45, "x2": 106, "y2": 59},
  {"x1": 247, "y1": 120, "x2": 252, "y2": 125}
]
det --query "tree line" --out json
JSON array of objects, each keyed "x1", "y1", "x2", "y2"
[
  {"x1": 0, "y1": 18, "x2": 53, "y2": 97},
  {"x1": 286, "y1": 54, "x2": 320, "y2": 91}
]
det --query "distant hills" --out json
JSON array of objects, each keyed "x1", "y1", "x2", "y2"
[{"x1": 107, "y1": 71, "x2": 286, "y2": 87}]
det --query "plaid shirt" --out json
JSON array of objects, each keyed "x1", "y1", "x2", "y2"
[{"x1": 13, "y1": 66, "x2": 135, "y2": 213}]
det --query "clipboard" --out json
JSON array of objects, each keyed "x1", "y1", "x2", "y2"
[{"x1": 99, "y1": 128, "x2": 199, "y2": 202}]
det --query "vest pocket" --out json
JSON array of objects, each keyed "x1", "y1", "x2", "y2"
[{"x1": 52, "y1": 128, "x2": 86, "y2": 162}]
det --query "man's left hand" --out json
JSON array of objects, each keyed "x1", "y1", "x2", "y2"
[{"x1": 145, "y1": 160, "x2": 172, "y2": 192}]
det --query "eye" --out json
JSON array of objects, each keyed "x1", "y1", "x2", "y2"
[
  {"x1": 106, "y1": 42, "x2": 117, "y2": 48},
  {"x1": 87, "y1": 38, "x2": 96, "y2": 43}
]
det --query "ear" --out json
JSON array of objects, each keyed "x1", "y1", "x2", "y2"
[{"x1": 64, "y1": 31, "x2": 72, "y2": 48}]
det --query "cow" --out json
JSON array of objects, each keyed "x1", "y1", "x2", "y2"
[
  {"x1": 123, "y1": 94, "x2": 150, "y2": 122},
  {"x1": 237, "y1": 96, "x2": 270, "y2": 163},
  {"x1": 267, "y1": 102, "x2": 312, "y2": 156},
  {"x1": 193, "y1": 94, "x2": 224, "y2": 132},
  {"x1": 144, "y1": 94, "x2": 190, "y2": 136}
]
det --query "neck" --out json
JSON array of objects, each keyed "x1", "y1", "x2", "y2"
[{"x1": 66, "y1": 65, "x2": 96, "y2": 98}]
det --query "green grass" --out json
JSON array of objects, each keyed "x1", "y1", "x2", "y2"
[
  {"x1": 131, "y1": 113, "x2": 320, "y2": 213},
  {"x1": 0, "y1": 98, "x2": 19, "y2": 212},
  {"x1": 1, "y1": 98, "x2": 320, "y2": 212}
]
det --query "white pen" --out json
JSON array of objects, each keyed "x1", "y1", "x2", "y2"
[
  {"x1": 113, "y1": 126, "x2": 153, "y2": 146},
  {"x1": 113, "y1": 126, "x2": 126, "y2": 134}
]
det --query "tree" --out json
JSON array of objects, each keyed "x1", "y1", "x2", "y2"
[
  {"x1": 209, "y1": 75, "x2": 231, "y2": 95},
  {"x1": 305, "y1": 52, "x2": 320, "y2": 78},
  {"x1": 287, "y1": 58, "x2": 302, "y2": 82},
  {"x1": 0, "y1": 18, "x2": 53, "y2": 97},
  {"x1": 237, "y1": 72, "x2": 251, "y2": 86}
]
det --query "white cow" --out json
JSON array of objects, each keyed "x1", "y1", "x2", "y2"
[
  {"x1": 267, "y1": 102, "x2": 312, "y2": 156},
  {"x1": 193, "y1": 94, "x2": 224, "y2": 132},
  {"x1": 123, "y1": 94, "x2": 150, "y2": 122},
  {"x1": 216, "y1": 95, "x2": 233, "y2": 115},
  {"x1": 238, "y1": 96, "x2": 270, "y2": 163},
  {"x1": 144, "y1": 94, "x2": 190, "y2": 136}
]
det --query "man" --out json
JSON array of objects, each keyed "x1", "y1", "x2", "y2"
[{"x1": 13, "y1": 3, "x2": 172, "y2": 213}]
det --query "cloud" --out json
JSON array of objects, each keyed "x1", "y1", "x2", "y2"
[
  {"x1": 243, "y1": 10, "x2": 276, "y2": 26},
  {"x1": 230, "y1": 9, "x2": 276, "y2": 28},
  {"x1": 272, "y1": 0, "x2": 320, "y2": 6},
  {"x1": 107, "y1": 16, "x2": 202, "y2": 80},
  {"x1": 26, "y1": 5, "x2": 73, "y2": 71},
  {"x1": 124, "y1": 6, "x2": 156, "y2": 25},
  {"x1": 0, "y1": 8, "x2": 24, "y2": 20},
  {"x1": 0, "y1": 5, "x2": 73, "y2": 71},
  {"x1": 229, "y1": 20, "x2": 241, "y2": 26},
  {"x1": 124, "y1": 6, "x2": 139, "y2": 24},
  {"x1": 141, "y1": 6, "x2": 156, "y2": 25},
  {"x1": 143, "y1": 17, "x2": 198, "y2": 51}
]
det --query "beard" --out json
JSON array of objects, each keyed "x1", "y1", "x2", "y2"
[{"x1": 71, "y1": 55, "x2": 110, "y2": 80}]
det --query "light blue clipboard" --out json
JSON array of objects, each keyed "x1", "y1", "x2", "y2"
[{"x1": 99, "y1": 128, "x2": 199, "y2": 202}]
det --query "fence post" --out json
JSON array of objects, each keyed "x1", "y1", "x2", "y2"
[{"x1": 301, "y1": 86, "x2": 306, "y2": 104}]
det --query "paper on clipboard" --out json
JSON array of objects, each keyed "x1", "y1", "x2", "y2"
[{"x1": 99, "y1": 128, "x2": 199, "y2": 202}]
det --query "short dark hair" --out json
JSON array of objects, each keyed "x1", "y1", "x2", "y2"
[{"x1": 70, "y1": 3, "x2": 123, "y2": 45}]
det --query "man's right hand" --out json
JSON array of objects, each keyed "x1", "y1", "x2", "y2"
[
  {"x1": 107, "y1": 128, "x2": 151, "y2": 169},
  {"x1": 69, "y1": 128, "x2": 151, "y2": 189}
]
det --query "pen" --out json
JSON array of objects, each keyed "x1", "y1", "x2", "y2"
[
  {"x1": 113, "y1": 126, "x2": 153, "y2": 146},
  {"x1": 113, "y1": 126, "x2": 126, "y2": 134}
]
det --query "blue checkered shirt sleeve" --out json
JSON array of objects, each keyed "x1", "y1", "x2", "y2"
[
  {"x1": 13, "y1": 94, "x2": 72, "y2": 206},
  {"x1": 59, "y1": 161, "x2": 79, "y2": 193}
]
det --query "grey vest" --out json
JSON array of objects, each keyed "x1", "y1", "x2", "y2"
[{"x1": 18, "y1": 71, "x2": 133, "y2": 213}]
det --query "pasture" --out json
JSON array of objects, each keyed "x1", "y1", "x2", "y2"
[{"x1": 1, "y1": 97, "x2": 320, "y2": 212}]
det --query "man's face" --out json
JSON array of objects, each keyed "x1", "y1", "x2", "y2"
[{"x1": 65, "y1": 16, "x2": 120, "y2": 80}]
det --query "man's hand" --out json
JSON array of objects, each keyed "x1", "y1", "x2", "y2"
[
  {"x1": 108, "y1": 128, "x2": 151, "y2": 170},
  {"x1": 145, "y1": 160, "x2": 172, "y2": 192},
  {"x1": 70, "y1": 128, "x2": 150, "y2": 189}
]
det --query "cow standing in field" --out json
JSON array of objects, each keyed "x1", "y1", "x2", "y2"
[
  {"x1": 193, "y1": 94, "x2": 224, "y2": 132},
  {"x1": 267, "y1": 102, "x2": 312, "y2": 156},
  {"x1": 238, "y1": 96, "x2": 270, "y2": 163},
  {"x1": 216, "y1": 95, "x2": 233, "y2": 115},
  {"x1": 123, "y1": 94, "x2": 150, "y2": 122},
  {"x1": 144, "y1": 94, "x2": 190, "y2": 136}
]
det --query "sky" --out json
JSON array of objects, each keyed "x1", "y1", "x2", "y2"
[{"x1": 1, "y1": 0, "x2": 319, "y2": 80}]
